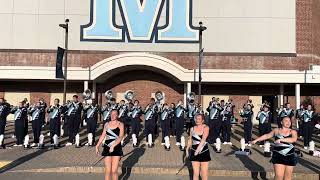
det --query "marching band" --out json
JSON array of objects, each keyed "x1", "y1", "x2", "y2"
[{"x1": 0, "y1": 90, "x2": 319, "y2": 152}]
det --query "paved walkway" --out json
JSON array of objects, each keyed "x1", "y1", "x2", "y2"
[{"x1": 1, "y1": 122, "x2": 320, "y2": 179}]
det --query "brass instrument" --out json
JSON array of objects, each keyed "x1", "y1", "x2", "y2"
[
  {"x1": 104, "y1": 90, "x2": 113, "y2": 102},
  {"x1": 187, "y1": 92, "x2": 196, "y2": 104},
  {"x1": 124, "y1": 90, "x2": 135, "y2": 102}
]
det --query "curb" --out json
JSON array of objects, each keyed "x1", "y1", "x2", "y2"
[{"x1": 9, "y1": 166, "x2": 319, "y2": 180}]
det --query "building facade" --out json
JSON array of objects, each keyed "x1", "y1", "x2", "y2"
[{"x1": 0, "y1": 0, "x2": 320, "y2": 121}]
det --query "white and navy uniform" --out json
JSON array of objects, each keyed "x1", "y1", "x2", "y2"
[
  {"x1": 295, "y1": 108, "x2": 304, "y2": 136},
  {"x1": 301, "y1": 110, "x2": 315, "y2": 147},
  {"x1": 28, "y1": 106, "x2": 45, "y2": 144},
  {"x1": 39, "y1": 102, "x2": 47, "y2": 126},
  {"x1": 168, "y1": 107, "x2": 176, "y2": 136},
  {"x1": 175, "y1": 104, "x2": 185, "y2": 143},
  {"x1": 101, "y1": 104, "x2": 112, "y2": 125},
  {"x1": 256, "y1": 110, "x2": 272, "y2": 145},
  {"x1": 206, "y1": 102, "x2": 223, "y2": 144},
  {"x1": 0, "y1": 102, "x2": 10, "y2": 135},
  {"x1": 160, "y1": 107, "x2": 172, "y2": 143},
  {"x1": 221, "y1": 105, "x2": 232, "y2": 143},
  {"x1": 66, "y1": 101, "x2": 83, "y2": 143},
  {"x1": 118, "y1": 104, "x2": 130, "y2": 134},
  {"x1": 47, "y1": 105, "x2": 62, "y2": 144},
  {"x1": 130, "y1": 105, "x2": 142, "y2": 137},
  {"x1": 144, "y1": 103, "x2": 158, "y2": 142},
  {"x1": 240, "y1": 105, "x2": 253, "y2": 144},
  {"x1": 11, "y1": 107, "x2": 28, "y2": 145},
  {"x1": 83, "y1": 104, "x2": 99, "y2": 145},
  {"x1": 186, "y1": 103, "x2": 196, "y2": 133},
  {"x1": 278, "y1": 108, "x2": 294, "y2": 128}
]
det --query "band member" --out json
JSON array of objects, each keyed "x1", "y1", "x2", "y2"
[
  {"x1": 175, "y1": 100, "x2": 186, "y2": 150},
  {"x1": 22, "y1": 98, "x2": 29, "y2": 138},
  {"x1": 130, "y1": 100, "x2": 142, "y2": 147},
  {"x1": 160, "y1": 103, "x2": 172, "y2": 150},
  {"x1": 186, "y1": 114, "x2": 211, "y2": 180},
  {"x1": 240, "y1": 100, "x2": 254, "y2": 145},
  {"x1": 186, "y1": 99, "x2": 196, "y2": 134},
  {"x1": 61, "y1": 100, "x2": 71, "y2": 137},
  {"x1": 118, "y1": 100, "x2": 130, "y2": 138},
  {"x1": 110, "y1": 98, "x2": 118, "y2": 110},
  {"x1": 47, "y1": 98, "x2": 62, "y2": 147},
  {"x1": 83, "y1": 99, "x2": 99, "y2": 146},
  {"x1": 221, "y1": 102, "x2": 232, "y2": 145},
  {"x1": 226, "y1": 99, "x2": 236, "y2": 123},
  {"x1": 301, "y1": 104, "x2": 316, "y2": 149},
  {"x1": 277, "y1": 103, "x2": 294, "y2": 128},
  {"x1": 11, "y1": 101, "x2": 28, "y2": 146},
  {"x1": 144, "y1": 98, "x2": 158, "y2": 148},
  {"x1": 39, "y1": 98, "x2": 47, "y2": 127},
  {"x1": 256, "y1": 105, "x2": 272, "y2": 146},
  {"x1": 101, "y1": 102, "x2": 112, "y2": 125},
  {"x1": 28, "y1": 102, "x2": 45, "y2": 147},
  {"x1": 295, "y1": 104, "x2": 304, "y2": 137},
  {"x1": 0, "y1": 98, "x2": 10, "y2": 147},
  {"x1": 252, "y1": 117, "x2": 298, "y2": 180},
  {"x1": 65, "y1": 95, "x2": 83, "y2": 146},
  {"x1": 206, "y1": 97, "x2": 223, "y2": 144},
  {"x1": 169, "y1": 103, "x2": 176, "y2": 137},
  {"x1": 95, "y1": 109, "x2": 124, "y2": 180}
]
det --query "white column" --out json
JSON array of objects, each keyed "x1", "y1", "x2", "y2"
[
  {"x1": 184, "y1": 82, "x2": 191, "y2": 107},
  {"x1": 295, "y1": 84, "x2": 301, "y2": 129},
  {"x1": 92, "y1": 81, "x2": 96, "y2": 99},
  {"x1": 279, "y1": 84, "x2": 284, "y2": 106},
  {"x1": 84, "y1": 81, "x2": 89, "y2": 91},
  {"x1": 295, "y1": 84, "x2": 301, "y2": 109}
]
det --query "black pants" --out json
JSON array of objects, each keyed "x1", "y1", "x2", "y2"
[
  {"x1": 161, "y1": 119, "x2": 170, "y2": 143},
  {"x1": 259, "y1": 122, "x2": 271, "y2": 145},
  {"x1": 303, "y1": 121, "x2": 313, "y2": 146},
  {"x1": 32, "y1": 120, "x2": 42, "y2": 144},
  {"x1": 221, "y1": 120, "x2": 231, "y2": 143},
  {"x1": 243, "y1": 121, "x2": 252, "y2": 143},
  {"x1": 144, "y1": 117, "x2": 155, "y2": 142},
  {"x1": 169, "y1": 117, "x2": 175, "y2": 136},
  {"x1": 68, "y1": 116, "x2": 80, "y2": 143},
  {"x1": 208, "y1": 119, "x2": 221, "y2": 144},
  {"x1": 86, "y1": 118, "x2": 97, "y2": 144},
  {"x1": 0, "y1": 118, "x2": 6, "y2": 135},
  {"x1": 50, "y1": 118, "x2": 61, "y2": 144},
  {"x1": 175, "y1": 116, "x2": 185, "y2": 143},
  {"x1": 24, "y1": 118, "x2": 28, "y2": 136},
  {"x1": 15, "y1": 119, "x2": 25, "y2": 145},
  {"x1": 298, "y1": 119, "x2": 304, "y2": 136},
  {"x1": 131, "y1": 117, "x2": 140, "y2": 136},
  {"x1": 124, "y1": 118, "x2": 131, "y2": 135},
  {"x1": 186, "y1": 117, "x2": 194, "y2": 134}
]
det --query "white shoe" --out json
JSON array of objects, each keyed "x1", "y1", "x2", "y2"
[
  {"x1": 47, "y1": 132, "x2": 50, "y2": 136},
  {"x1": 13, "y1": 144, "x2": 18, "y2": 147},
  {"x1": 223, "y1": 142, "x2": 228, "y2": 145},
  {"x1": 304, "y1": 146, "x2": 308, "y2": 150},
  {"x1": 12, "y1": 135, "x2": 15, "y2": 139},
  {"x1": 175, "y1": 142, "x2": 181, "y2": 146},
  {"x1": 17, "y1": 144, "x2": 23, "y2": 147},
  {"x1": 227, "y1": 142, "x2": 232, "y2": 145},
  {"x1": 66, "y1": 142, "x2": 73, "y2": 146},
  {"x1": 247, "y1": 144, "x2": 252, "y2": 147},
  {"x1": 85, "y1": 143, "x2": 89, "y2": 146},
  {"x1": 30, "y1": 143, "x2": 36, "y2": 147},
  {"x1": 259, "y1": 145, "x2": 263, "y2": 147},
  {"x1": 161, "y1": 143, "x2": 165, "y2": 145}
]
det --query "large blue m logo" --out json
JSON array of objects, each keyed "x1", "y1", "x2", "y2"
[{"x1": 80, "y1": 0, "x2": 199, "y2": 43}]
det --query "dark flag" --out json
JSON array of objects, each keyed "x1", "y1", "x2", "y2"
[{"x1": 56, "y1": 46, "x2": 65, "y2": 79}]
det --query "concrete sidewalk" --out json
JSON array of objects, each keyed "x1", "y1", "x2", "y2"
[{"x1": 1, "y1": 123, "x2": 320, "y2": 179}]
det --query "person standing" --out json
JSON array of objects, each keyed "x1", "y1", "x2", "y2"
[
  {"x1": 186, "y1": 114, "x2": 211, "y2": 180},
  {"x1": 65, "y1": 95, "x2": 83, "y2": 146},
  {"x1": 96, "y1": 109, "x2": 124, "y2": 180},
  {"x1": 301, "y1": 104, "x2": 316, "y2": 149},
  {"x1": 0, "y1": 98, "x2": 10, "y2": 147},
  {"x1": 252, "y1": 117, "x2": 298, "y2": 180},
  {"x1": 11, "y1": 101, "x2": 28, "y2": 146}
]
